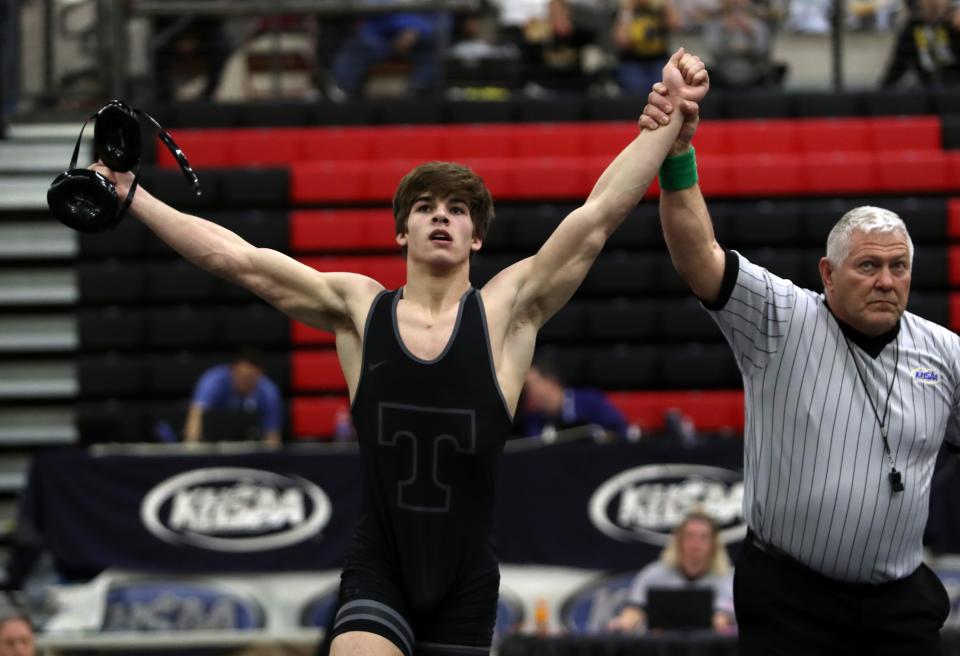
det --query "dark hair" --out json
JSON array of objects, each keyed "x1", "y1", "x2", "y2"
[
  {"x1": 530, "y1": 357, "x2": 565, "y2": 386},
  {"x1": 233, "y1": 348, "x2": 264, "y2": 370},
  {"x1": 392, "y1": 162, "x2": 495, "y2": 248},
  {"x1": 676, "y1": 511, "x2": 720, "y2": 541},
  {"x1": 0, "y1": 612, "x2": 33, "y2": 633}
]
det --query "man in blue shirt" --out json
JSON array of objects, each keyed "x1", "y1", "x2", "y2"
[
  {"x1": 183, "y1": 353, "x2": 283, "y2": 446},
  {"x1": 329, "y1": 12, "x2": 450, "y2": 99},
  {"x1": 522, "y1": 360, "x2": 628, "y2": 439}
]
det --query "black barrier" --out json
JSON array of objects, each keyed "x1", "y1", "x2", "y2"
[
  {"x1": 20, "y1": 440, "x2": 746, "y2": 574},
  {"x1": 499, "y1": 630, "x2": 960, "y2": 656},
  {"x1": 19, "y1": 439, "x2": 960, "y2": 576},
  {"x1": 499, "y1": 634, "x2": 739, "y2": 656},
  {"x1": 20, "y1": 449, "x2": 360, "y2": 574}
]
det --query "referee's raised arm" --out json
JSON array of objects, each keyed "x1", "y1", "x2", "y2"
[
  {"x1": 638, "y1": 65, "x2": 726, "y2": 305},
  {"x1": 640, "y1": 56, "x2": 957, "y2": 656}
]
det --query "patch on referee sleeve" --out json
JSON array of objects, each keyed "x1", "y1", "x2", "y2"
[
  {"x1": 912, "y1": 368, "x2": 941, "y2": 385},
  {"x1": 334, "y1": 599, "x2": 414, "y2": 656}
]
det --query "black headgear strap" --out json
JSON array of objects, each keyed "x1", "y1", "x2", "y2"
[{"x1": 65, "y1": 103, "x2": 202, "y2": 225}]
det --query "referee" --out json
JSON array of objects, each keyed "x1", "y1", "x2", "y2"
[{"x1": 641, "y1": 58, "x2": 954, "y2": 654}]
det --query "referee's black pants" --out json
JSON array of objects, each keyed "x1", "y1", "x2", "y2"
[{"x1": 734, "y1": 531, "x2": 950, "y2": 656}]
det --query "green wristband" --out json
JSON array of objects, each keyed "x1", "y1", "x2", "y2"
[{"x1": 658, "y1": 146, "x2": 698, "y2": 192}]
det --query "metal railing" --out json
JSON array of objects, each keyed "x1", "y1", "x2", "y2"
[{"x1": 5, "y1": 0, "x2": 931, "y2": 120}]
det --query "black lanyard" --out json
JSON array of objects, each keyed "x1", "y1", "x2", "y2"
[{"x1": 842, "y1": 334, "x2": 904, "y2": 493}]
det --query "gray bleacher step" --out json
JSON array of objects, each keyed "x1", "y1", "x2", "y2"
[
  {"x1": 0, "y1": 269, "x2": 77, "y2": 305},
  {"x1": 0, "y1": 315, "x2": 78, "y2": 352},
  {"x1": 0, "y1": 142, "x2": 76, "y2": 173},
  {"x1": 0, "y1": 407, "x2": 77, "y2": 445},
  {"x1": 0, "y1": 361, "x2": 77, "y2": 398},
  {"x1": 0, "y1": 222, "x2": 77, "y2": 259},
  {"x1": 0, "y1": 176, "x2": 53, "y2": 211},
  {"x1": 6, "y1": 123, "x2": 92, "y2": 141},
  {"x1": 0, "y1": 473, "x2": 26, "y2": 494}
]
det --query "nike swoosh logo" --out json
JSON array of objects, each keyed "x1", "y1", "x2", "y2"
[{"x1": 369, "y1": 360, "x2": 388, "y2": 371}]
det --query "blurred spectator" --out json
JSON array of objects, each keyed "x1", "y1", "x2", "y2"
[
  {"x1": 152, "y1": 17, "x2": 233, "y2": 102},
  {"x1": 240, "y1": 14, "x2": 319, "y2": 99},
  {"x1": 522, "y1": 360, "x2": 628, "y2": 439},
  {"x1": 328, "y1": 12, "x2": 451, "y2": 100},
  {"x1": 881, "y1": 0, "x2": 960, "y2": 86},
  {"x1": 612, "y1": 0, "x2": 681, "y2": 93},
  {"x1": 703, "y1": 0, "x2": 787, "y2": 87},
  {"x1": 672, "y1": 0, "x2": 724, "y2": 26},
  {"x1": 333, "y1": 404, "x2": 357, "y2": 442},
  {"x1": 184, "y1": 351, "x2": 283, "y2": 446},
  {"x1": 848, "y1": 0, "x2": 899, "y2": 30},
  {"x1": 785, "y1": 0, "x2": 832, "y2": 31},
  {"x1": 0, "y1": 613, "x2": 34, "y2": 656},
  {"x1": 608, "y1": 512, "x2": 735, "y2": 633},
  {"x1": 492, "y1": 0, "x2": 553, "y2": 47},
  {"x1": 446, "y1": 7, "x2": 521, "y2": 94},
  {"x1": 519, "y1": 0, "x2": 597, "y2": 94}
]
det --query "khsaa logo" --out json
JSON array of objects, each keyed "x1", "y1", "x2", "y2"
[
  {"x1": 560, "y1": 571, "x2": 635, "y2": 634},
  {"x1": 141, "y1": 468, "x2": 331, "y2": 552},
  {"x1": 103, "y1": 580, "x2": 265, "y2": 631},
  {"x1": 912, "y1": 368, "x2": 940, "y2": 385},
  {"x1": 588, "y1": 463, "x2": 746, "y2": 545}
]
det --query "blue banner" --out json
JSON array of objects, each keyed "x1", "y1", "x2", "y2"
[{"x1": 21, "y1": 439, "x2": 753, "y2": 574}]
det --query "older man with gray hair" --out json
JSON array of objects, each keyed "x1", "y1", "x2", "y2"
[
  {"x1": 0, "y1": 613, "x2": 35, "y2": 656},
  {"x1": 640, "y1": 58, "x2": 957, "y2": 655}
]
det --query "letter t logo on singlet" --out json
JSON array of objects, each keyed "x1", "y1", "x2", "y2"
[{"x1": 378, "y1": 403, "x2": 477, "y2": 513}]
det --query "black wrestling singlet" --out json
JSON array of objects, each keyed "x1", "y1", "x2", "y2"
[{"x1": 346, "y1": 287, "x2": 513, "y2": 612}]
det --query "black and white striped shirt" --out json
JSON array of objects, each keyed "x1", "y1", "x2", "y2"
[{"x1": 707, "y1": 251, "x2": 960, "y2": 583}]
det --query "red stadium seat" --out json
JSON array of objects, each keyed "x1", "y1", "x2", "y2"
[
  {"x1": 292, "y1": 396, "x2": 349, "y2": 439},
  {"x1": 950, "y1": 246, "x2": 960, "y2": 287},
  {"x1": 291, "y1": 351, "x2": 346, "y2": 391},
  {"x1": 443, "y1": 125, "x2": 516, "y2": 159},
  {"x1": 291, "y1": 391, "x2": 745, "y2": 437},
  {"x1": 692, "y1": 155, "x2": 734, "y2": 197},
  {"x1": 301, "y1": 128, "x2": 375, "y2": 161},
  {"x1": 160, "y1": 130, "x2": 231, "y2": 168},
  {"x1": 729, "y1": 154, "x2": 804, "y2": 195},
  {"x1": 169, "y1": 115, "x2": 957, "y2": 202},
  {"x1": 365, "y1": 160, "x2": 426, "y2": 200},
  {"x1": 607, "y1": 390, "x2": 744, "y2": 431},
  {"x1": 371, "y1": 126, "x2": 447, "y2": 162},
  {"x1": 239, "y1": 128, "x2": 301, "y2": 165},
  {"x1": 951, "y1": 293, "x2": 960, "y2": 332},
  {"x1": 950, "y1": 151, "x2": 960, "y2": 189},
  {"x1": 291, "y1": 321, "x2": 335, "y2": 345},
  {"x1": 291, "y1": 209, "x2": 397, "y2": 252},
  {"x1": 868, "y1": 116, "x2": 941, "y2": 152},
  {"x1": 509, "y1": 157, "x2": 593, "y2": 200},
  {"x1": 291, "y1": 161, "x2": 369, "y2": 202},
  {"x1": 293, "y1": 159, "x2": 428, "y2": 202},
  {"x1": 458, "y1": 157, "x2": 516, "y2": 198},
  {"x1": 583, "y1": 123, "x2": 639, "y2": 157},
  {"x1": 513, "y1": 123, "x2": 585, "y2": 158},
  {"x1": 727, "y1": 120, "x2": 799, "y2": 155},
  {"x1": 948, "y1": 198, "x2": 960, "y2": 239},
  {"x1": 804, "y1": 152, "x2": 878, "y2": 194},
  {"x1": 798, "y1": 118, "x2": 870, "y2": 153},
  {"x1": 686, "y1": 123, "x2": 725, "y2": 155},
  {"x1": 876, "y1": 150, "x2": 952, "y2": 192},
  {"x1": 297, "y1": 255, "x2": 406, "y2": 289}
]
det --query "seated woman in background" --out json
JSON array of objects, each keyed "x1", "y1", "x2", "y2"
[{"x1": 608, "y1": 511, "x2": 735, "y2": 633}]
